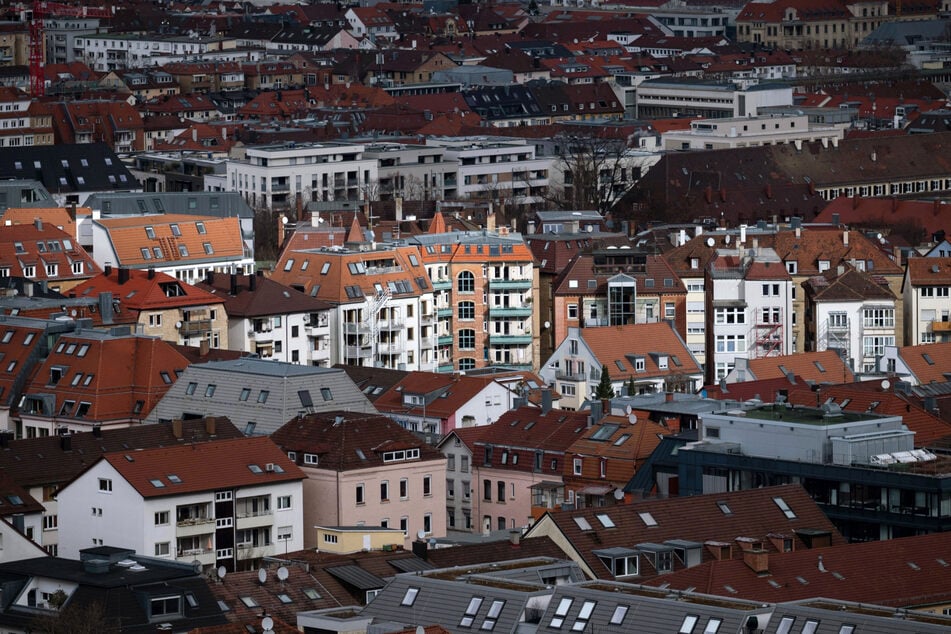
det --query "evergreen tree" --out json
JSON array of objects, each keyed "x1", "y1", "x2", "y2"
[
  {"x1": 595, "y1": 364, "x2": 615, "y2": 400},
  {"x1": 627, "y1": 376, "x2": 637, "y2": 396}
]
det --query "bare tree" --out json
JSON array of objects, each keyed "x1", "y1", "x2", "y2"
[
  {"x1": 30, "y1": 600, "x2": 118, "y2": 634},
  {"x1": 545, "y1": 130, "x2": 642, "y2": 213}
]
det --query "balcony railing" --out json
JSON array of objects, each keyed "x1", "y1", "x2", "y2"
[
  {"x1": 180, "y1": 319, "x2": 212, "y2": 335},
  {"x1": 933, "y1": 320, "x2": 951, "y2": 332}
]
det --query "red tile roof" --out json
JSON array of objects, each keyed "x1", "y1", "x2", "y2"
[
  {"x1": 0, "y1": 322, "x2": 47, "y2": 409},
  {"x1": 93, "y1": 214, "x2": 245, "y2": 268},
  {"x1": 100, "y1": 436, "x2": 304, "y2": 498},
  {"x1": 742, "y1": 350, "x2": 855, "y2": 384},
  {"x1": 906, "y1": 256, "x2": 951, "y2": 287},
  {"x1": 71, "y1": 268, "x2": 225, "y2": 313},
  {"x1": 196, "y1": 272, "x2": 331, "y2": 318},
  {"x1": 372, "y1": 372, "x2": 508, "y2": 422},
  {"x1": 577, "y1": 323, "x2": 702, "y2": 382},
  {"x1": 896, "y1": 342, "x2": 951, "y2": 386},
  {"x1": 816, "y1": 197, "x2": 950, "y2": 239},
  {"x1": 0, "y1": 222, "x2": 98, "y2": 284}
]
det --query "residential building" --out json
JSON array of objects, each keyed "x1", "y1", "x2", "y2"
[
  {"x1": 0, "y1": 547, "x2": 229, "y2": 631},
  {"x1": 706, "y1": 246, "x2": 793, "y2": 383},
  {"x1": 902, "y1": 257, "x2": 951, "y2": 345},
  {"x1": 426, "y1": 138, "x2": 550, "y2": 208},
  {"x1": 524, "y1": 484, "x2": 844, "y2": 580},
  {"x1": 372, "y1": 371, "x2": 517, "y2": 441},
  {"x1": 678, "y1": 403, "x2": 951, "y2": 541},
  {"x1": 634, "y1": 78, "x2": 793, "y2": 119},
  {"x1": 147, "y1": 358, "x2": 376, "y2": 436},
  {"x1": 16, "y1": 328, "x2": 190, "y2": 437},
  {"x1": 43, "y1": 17, "x2": 106, "y2": 65},
  {"x1": 662, "y1": 113, "x2": 844, "y2": 151},
  {"x1": 74, "y1": 33, "x2": 237, "y2": 72},
  {"x1": 69, "y1": 267, "x2": 230, "y2": 349},
  {"x1": 224, "y1": 142, "x2": 378, "y2": 209},
  {"x1": 272, "y1": 234, "x2": 436, "y2": 371},
  {"x1": 33, "y1": 100, "x2": 145, "y2": 153},
  {"x1": 803, "y1": 265, "x2": 900, "y2": 373},
  {"x1": 540, "y1": 323, "x2": 703, "y2": 410},
  {"x1": 0, "y1": 417, "x2": 242, "y2": 558},
  {"x1": 90, "y1": 213, "x2": 253, "y2": 284},
  {"x1": 408, "y1": 226, "x2": 539, "y2": 372},
  {"x1": 437, "y1": 427, "x2": 481, "y2": 533},
  {"x1": 197, "y1": 272, "x2": 333, "y2": 366},
  {"x1": 56, "y1": 436, "x2": 305, "y2": 570},
  {"x1": 550, "y1": 249, "x2": 688, "y2": 353},
  {"x1": 0, "y1": 470, "x2": 44, "y2": 552},
  {"x1": 879, "y1": 341, "x2": 951, "y2": 386},
  {"x1": 270, "y1": 410, "x2": 446, "y2": 549},
  {"x1": 0, "y1": 179, "x2": 55, "y2": 213},
  {"x1": 361, "y1": 143, "x2": 456, "y2": 201},
  {"x1": 0, "y1": 86, "x2": 53, "y2": 148},
  {"x1": 725, "y1": 350, "x2": 855, "y2": 385},
  {"x1": 0, "y1": 219, "x2": 99, "y2": 292}
]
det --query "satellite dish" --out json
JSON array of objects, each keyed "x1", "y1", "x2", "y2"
[
  {"x1": 217, "y1": 565, "x2": 227, "y2": 580},
  {"x1": 628, "y1": 412, "x2": 637, "y2": 425},
  {"x1": 281, "y1": 215, "x2": 288, "y2": 225},
  {"x1": 277, "y1": 566, "x2": 289, "y2": 581},
  {"x1": 70, "y1": 309, "x2": 77, "y2": 317},
  {"x1": 724, "y1": 234, "x2": 731, "y2": 244},
  {"x1": 261, "y1": 616, "x2": 274, "y2": 632},
  {"x1": 706, "y1": 237, "x2": 715, "y2": 247},
  {"x1": 417, "y1": 529, "x2": 427, "y2": 540},
  {"x1": 613, "y1": 488, "x2": 625, "y2": 500},
  {"x1": 175, "y1": 321, "x2": 183, "y2": 328},
  {"x1": 881, "y1": 379, "x2": 891, "y2": 391},
  {"x1": 543, "y1": 320, "x2": 551, "y2": 329},
  {"x1": 625, "y1": 405, "x2": 632, "y2": 415},
  {"x1": 257, "y1": 568, "x2": 267, "y2": 584},
  {"x1": 191, "y1": 560, "x2": 202, "y2": 573}
]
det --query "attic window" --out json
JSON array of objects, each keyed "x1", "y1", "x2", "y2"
[
  {"x1": 639, "y1": 512, "x2": 658, "y2": 527},
  {"x1": 145, "y1": 226, "x2": 156, "y2": 239},
  {"x1": 459, "y1": 597, "x2": 483, "y2": 628},
  {"x1": 596, "y1": 513, "x2": 615, "y2": 528},
  {"x1": 170, "y1": 224, "x2": 181, "y2": 237},
  {"x1": 240, "y1": 597, "x2": 258, "y2": 608},
  {"x1": 304, "y1": 454, "x2": 318, "y2": 465},
  {"x1": 168, "y1": 474, "x2": 181, "y2": 484},
  {"x1": 573, "y1": 517, "x2": 593, "y2": 531},
  {"x1": 203, "y1": 243, "x2": 214, "y2": 255},
  {"x1": 196, "y1": 222, "x2": 206, "y2": 234},
  {"x1": 717, "y1": 501, "x2": 732, "y2": 515},
  {"x1": 613, "y1": 434, "x2": 630, "y2": 446},
  {"x1": 401, "y1": 587, "x2": 420, "y2": 606},
  {"x1": 679, "y1": 615, "x2": 699, "y2": 634},
  {"x1": 773, "y1": 496, "x2": 796, "y2": 519},
  {"x1": 150, "y1": 479, "x2": 165, "y2": 488},
  {"x1": 923, "y1": 353, "x2": 935, "y2": 365},
  {"x1": 303, "y1": 588, "x2": 321, "y2": 600},
  {"x1": 248, "y1": 464, "x2": 263, "y2": 474},
  {"x1": 550, "y1": 598, "x2": 573, "y2": 628}
]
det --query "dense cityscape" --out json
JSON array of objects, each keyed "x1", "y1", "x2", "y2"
[{"x1": 0, "y1": 0, "x2": 950, "y2": 631}]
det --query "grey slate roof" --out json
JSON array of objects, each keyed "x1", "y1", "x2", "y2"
[
  {"x1": 146, "y1": 358, "x2": 377, "y2": 435},
  {"x1": 84, "y1": 191, "x2": 254, "y2": 220},
  {"x1": 0, "y1": 144, "x2": 137, "y2": 195}
]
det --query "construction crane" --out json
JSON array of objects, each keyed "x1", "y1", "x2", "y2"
[{"x1": 29, "y1": 0, "x2": 112, "y2": 97}]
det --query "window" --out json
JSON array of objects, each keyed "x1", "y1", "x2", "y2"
[
  {"x1": 304, "y1": 453, "x2": 318, "y2": 465},
  {"x1": 380, "y1": 480, "x2": 390, "y2": 501},
  {"x1": 154, "y1": 542, "x2": 171, "y2": 557},
  {"x1": 680, "y1": 615, "x2": 699, "y2": 634},
  {"x1": 423, "y1": 513, "x2": 432, "y2": 534},
  {"x1": 573, "y1": 458, "x2": 583, "y2": 475},
  {"x1": 714, "y1": 307, "x2": 746, "y2": 324},
  {"x1": 572, "y1": 601, "x2": 596, "y2": 631},
  {"x1": 203, "y1": 243, "x2": 214, "y2": 255},
  {"x1": 204, "y1": 384, "x2": 216, "y2": 397},
  {"x1": 457, "y1": 270, "x2": 475, "y2": 292},
  {"x1": 773, "y1": 497, "x2": 796, "y2": 519},
  {"x1": 43, "y1": 514, "x2": 58, "y2": 530},
  {"x1": 716, "y1": 335, "x2": 746, "y2": 353},
  {"x1": 459, "y1": 301, "x2": 475, "y2": 320},
  {"x1": 277, "y1": 495, "x2": 291, "y2": 510},
  {"x1": 704, "y1": 618, "x2": 722, "y2": 634},
  {"x1": 277, "y1": 526, "x2": 292, "y2": 541},
  {"x1": 497, "y1": 480, "x2": 505, "y2": 502},
  {"x1": 482, "y1": 599, "x2": 505, "y2": 631},
  {"x1": 170, "y1": 223, "x2": 181, "y2": 237},
  {"x1": 776, "y1": 617, "x2": 795, "y2": 634},
  {"x1": 323, "y1": 533, "x2": 339, "y2": 544},
  {"x1": 239, "y1": 388, "x2": 251, "y2": 401},
  {"x1": 458, "y1": 329, "x2": 476, "y2": 350},
  {"x1": 863, "y1": 307, "x2": 894, "y2": 328},
  {"x1": 610, "y1": 605, "x2": 629, "y2": 625},
  {"x1": 567, "y1": 304, "x2": 578, "y2": 319},
  {"x1": 185, "y1": 382, "x2": 197, "y2": 395},
  {"x1": 863, "y1": 335, "x2": 894, "y2": 358},
  {"x1": 423, "y1": 475, "x2": 432, "y2": 497},
  {"x1": 151, "y1": 596, "x2": 181, "y2": 617},
  {"x1": 98, "y1": 478, "x2": 112, "y2": 492},
  {"x1": 154, "y1": 511, "x2": 169, "y2": 525},
  {"x1": 550, "y1": 598, "x2": 573, "y2": 628},
  {"x1": 401, "y1": 587, "x2": 420, "y2": 606},
  {"x1": 762, "y1": 283, "x2": 780, "y2": 296},
  {"x1": 356, "y1": 484, "x2": 365, "y2": 505},
  {"x1": 257, "y1": 390, "x2": 269, "y2": 403},
  {"x1": 400, "y1": 478, "x2": 408, "y2": 499}
]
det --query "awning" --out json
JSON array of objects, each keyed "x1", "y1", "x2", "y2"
[
  {"x1": 325, "y1": 565, "x2": 385, "y2": 591},
  {"x1": 529, "y1": 481, "x2": 563, "y2": 491},
  {"x1": 577, "y1": 485, "x2": 613, "y2": 496}
]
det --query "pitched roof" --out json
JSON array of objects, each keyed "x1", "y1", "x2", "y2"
[
  {"x1": 270, "y1": 410, "x2": 443, "y2": 472},
  {"x1": 93, "y1": 214, "x2": 245, "y2": 268},
  {"x1": 905, "y1": 256, "x2": 951, "y2": 287},
  {"x1": 22, "y1": 332, "x2": 191, "y2": 424},
  {"x1": 816, "y1": 197, "x2": 951, "y2": 239},
  {"x1": 0, "y1": 418, "x2": 242, "y2": 489},
  {"x1": 196, "y1": 272, "x2": 331, "y2": 318},
  {"x1": 741, "y1": 350, "x2": 855, "y2": 384},
  {"x1": 524, "y1": 484, "x2": 844, "y2": 580},
  {"x1": 896, "y1": 341, "x2": 951, "y2": 385},
  {"x1": 70, "y1": 267, "x2": 225, "y2": 312},
  {"x1": 803, "y1": 265, "x2": 897, "y2": 302},
  {"x1": 0, "y1": 143, "x2": 135, "y2": 194},
  {"x1": 0, "y1": 320, "x2": 48, "y2": 408},
  {"x1": 576, "y1": 323, "x2": 702, "y2": 382},
  {"x1": 472, "y1": 406, "x2": 593, "y2": 459},
  {"x1": 99, "y1": 436, "x2": 304, "y2": 498},
  {"x1": 0, "y1": 471, "x2": 44, "y2": 518},
  {"x1": 0, "y1": 222, "x2": 98, "y2": 283},
  {"x1": 641, "y1": 530, "x2": 951, "y2": 608},
  {"x1": 373, "y1": 372, "x2": 509, "y2": 421}
]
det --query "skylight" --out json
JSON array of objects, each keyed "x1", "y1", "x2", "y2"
[
  {"x1": 573, "y1": 516, "x2": 593, "y2": 531},
  {"x1": 773, "y1": 496, "x2": 796, "y2": 519},
  {"x1": 401, "y1": 587, "x2": 420, "y2": 606},
  {"x1": 639, "y1": 512, "x2": 658, "y2": 527},
  {"x1": 150, "y1": 479, "x2": 165, "y2": 488},
  {"x1": 596, "y1": 513, "x2": 615, "y2": 528}
]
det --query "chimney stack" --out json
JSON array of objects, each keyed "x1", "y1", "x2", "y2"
[
  {"x1": 34, "y1": 218, "x2": 43, "y2": 231},
  {"x1": 172, "y1": 419, "x2": 183, "y2": 439},
  {"x1": 117, "y1": 268, "x2": 130, "y2": 285},
  {"x1": 205, "y1": 416, "x2": 217, "y2": 436},
  {"x1": 743, "y1": 549, "x2": 769, "y2": 574},
  {"x1": 843, "y1": 230, "x2": 849, "y2": 246},
  {"x1": 104, "y1": 264, "x2": 113, "y2": 277},
  {"x1": 541, "y1": 388, "x2": 552, "y2": 415},
  {"x1": 249, "y1": 272, "x2": 257, "y2": 291},
  {"x1": 230, "y1": 273, "x2": 238, "y2": 296},
  {"x1": 147, "y1": 267, "x2": 155, "y2": 280}
]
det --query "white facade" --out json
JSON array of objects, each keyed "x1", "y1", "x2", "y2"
[
  {"x1": 232, "y1": 310, "x2": 332, "y2": 367},
  {"x1": 815, "y1": 298, "x2": 899, "y2": 374},
  {"x1": 635, "y1": 80, "x2": 793, "y2": 119},
  {"x1": 903, "y1": 267, "x2": 951, "y2": 346},
  {"x1": 362, "y1": 143, "x2": 458, "y2": 201},
  {"x1": 56, "y1": 460, "x2": 304, "y2": 568},
  {"x1": 224, "y1": 142, "x2": 378, "y2": 209},
  {"x1": 73, "y1": 34, "x2": 235, "y2": 72},
  {"x1": 662, "y1": 114, "x2": 844, "y2": 151},
  {"x1": 707, "y1": 248, "x2": 793, "y2": 381}
]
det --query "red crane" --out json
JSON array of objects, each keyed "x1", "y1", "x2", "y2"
[{"x1": 29, "y1": 0, "x2": 113, "y2": 97}]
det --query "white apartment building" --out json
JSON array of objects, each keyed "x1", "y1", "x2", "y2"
[
  {"x1": 74, "y1": 33, "x2": 237, "y2": 72},
  {"x1": 902, "y1": 257, "x2": 951, "y2": 345},
  {"x1": 706, "y1": 246, "x2": 793, "y2": 381},
  {"x1": 56, "y1": 437, "x2": 305, "y2": 572},
  {"x1": 224, "y1": 142, "x2": 378, "y2": 209},
  {"x1": 43, "y1": 17, "x2": 103, "y2": 64},
  {"x1": 427, "y1": 138, "x2": 550, "y2": 207},
  {"x1": 635, "y1": 79, "x2": 793, "y2": 119},
  {"x1": 361, "y1": 142, "x2": 458, "y2": 201},
  {"x1": 662, "y1": 114, "x2": 844, "y2": 151}
]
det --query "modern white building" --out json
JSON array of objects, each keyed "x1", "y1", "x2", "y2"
[
  {"x1": 361, "y1": 142, "x2": 457, "y2": 201},
  {"x1": 634, "y1": 79, "x2": 793, "y2": 119},
  {"x1": 56, "y1": 437, "x2": 305, "y2": 572},
  {"x1": 73, "y1": 33, "x2": 237, "y2": 72},
  {"x1": 662, "y1": 114, "x2": 844, "y2": 151},
  {"x1": 223, "y1": 142, "x2": 378, "y2": 209},
  {"x1": 706, "y1": 246, "x2": 793, "y2": 382}
]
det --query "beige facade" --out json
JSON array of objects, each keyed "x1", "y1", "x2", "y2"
[
  {"x1": 314, "y1": 526, "x2": 406, "y2": 554},
  {"x1": 139, "y1": 304, "x2": 229, "y2": 350}
]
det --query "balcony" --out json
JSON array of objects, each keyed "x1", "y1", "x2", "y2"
[
  {"x1": 489, "y1": 305, "x2": 533, "y2": 317},
  {"x1": 421, "y1": 312, "x2": 437, "y2": 325},
  {"x1": 378, "y1": 341, "x2": 404, "y2": 354},
  {"x1": 436, "y1": 307, "x2": 453, "y2": 318},
  {"x1": 379, "y1": 317, "x2": 404, "y2": 330},
  {"x1": 488, "y1": 278, "x2": 532, "y2": 290},
  {"x1": 345, "y1": 345, "x2": 374, "y2": 358},
  {"x1": 343, "y1": 323, "x2": 370, "y2": 334},
  {"x1": 432, "y1": 279, "x2": 452, "y2": 291},
  {"x1": 933, "y1": 320, "x2": 951, "y2": 332},
  {"x1": 180, "y1": 319, "x2": 212, "y2": 335},
  {"x1": 271, "y1": 181, "x2": 290, "y2": 192},
  {"x1": 176, "y1": 517, "x2": 214, "y2": 536},
  {"x1": 489, "y1": 333, "x2": 533, "y2": 345},
  {"x1": 437, "y1": 334, "x2": 453, "y2": 346}
]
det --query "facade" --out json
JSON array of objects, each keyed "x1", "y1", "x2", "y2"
[
  {"x1": 74, "y1": 33, "x2": 236, "y2": 72},
  {"x1": 90, "y1": 213, "x2": 254, "y2": 284},
  {"x1": 362, "y1": 142, "x2": 456, "y2": 201},
  {"x1": 634, "y1": 79, "x2": 793, "y2": 119},
  {"x1": 679, "y1": 403, "x2": 951, "y2": 541},
  {"x1": 56, "y1": 437, "x2": 305, "y2": 571},
  {"x1": 0, "y1": 219, "x2": 98, "y2": 292},
  {"x1": 661, "y1": 114, "x2": 844, "y2": 151},
  {"x1": 270, "y1": 411, "x2": 446, "y2": 549},
  {"x1": 147, "y1": 358, "x2": 376, "y2": 436},
  {"x1": 0, "y1": 87, "x2": 54, "y2": 148},
  {"x1": 902, "y1": 257, "x2": 951, "y2": 345},
  {"x1": 272, "y1": 237, "x2": 437, "y2": 372},
  {"x1": 705, "y1": 247, "x2": 793, "y2": 382},
  {"x1": 804, "y1": 265, "x2": 900, "y2": 373},
  {"x1": 540, "y1": 323, "x2": 703, "y2": 410},
  {"x1": 224, "y1": 142, "x2": 378, "y2": 209},
  {"x1": 197, "y1": 272, "x2": 334, "y2": 366},
  {"x1": 69, "y1": 267, "x2": 230, "y2": 350},
  {"x1": 409, "y1": 227, "x2": 539, "y2": 373}
]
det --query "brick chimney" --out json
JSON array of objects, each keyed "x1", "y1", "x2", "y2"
[{"x1": 743, "y1": 549, "x2": 769, "y2": 574}]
